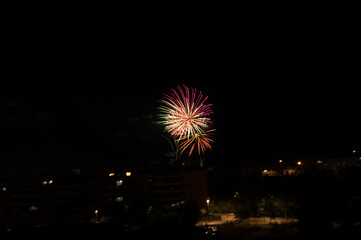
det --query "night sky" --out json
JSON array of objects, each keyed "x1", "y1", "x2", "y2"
[{"x1": 1, "y1": 2, "x2": 359, "y2": 174}]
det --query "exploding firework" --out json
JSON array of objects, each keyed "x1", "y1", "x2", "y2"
[
  {"x1": 159, "y1": 85, "x2": 215, "y2": 156},
  {"x1": 159, "y1": 85, "x2": 213, "y2": 141}
]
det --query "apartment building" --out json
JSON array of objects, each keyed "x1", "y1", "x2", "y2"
[{"x1": 0, "y1": 168, "x2": 208, "y2": 228}]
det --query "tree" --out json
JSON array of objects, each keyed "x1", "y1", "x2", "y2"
[{"x1": 179, "y1": 200, "x2": 200, "y2": 225}]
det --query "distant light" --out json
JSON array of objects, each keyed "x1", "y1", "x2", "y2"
[
  {"x1": 279, "y1": 160, "x2": 283, "y2": 163},
  {"x1": 297, "y1": 161, "x2": 302, "y2": 165},
  {"x1": 1, "y1": 187, "x2": 6, "y2": 191},
  {"x1": 263, "y1": 169, "x2": 268, "y2": 172},
  {"x1": 109, "y1": 173, "x2": 115, "y2": 177},
  {"x1": 352, "y1": 150, "x2": 356, "y2": 153},
  {"x1": 49, "y1": 180, "x2": 53, "y2": 184},
  {"x1": 316, "y1": 160, "x2": 323, "y2": 164},
  {"x1": 42, "y1": 181, "x2": 48, "y2": 185},
  {"x1": 126, "y1": 172, "x2": 132, "y2": 177}
]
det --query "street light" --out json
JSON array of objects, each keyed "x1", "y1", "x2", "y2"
[
  {"x1": 206, "y1": 198, "x2": 210, "y2": 213},
  {"x1": 94, "y1": 209, "x2": 99, "y2": 223},
  {"x1": 297, "y1": 161, "x2": 304, "y2": 175}
]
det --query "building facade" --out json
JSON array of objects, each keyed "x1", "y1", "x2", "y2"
[{"x1": 0, "y1": 168, "x2": 208, "y2": 228}]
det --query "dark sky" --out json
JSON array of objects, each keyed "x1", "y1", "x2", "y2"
[{"x1": 1, "y1": 2, "x2": 359, "y2": 174}]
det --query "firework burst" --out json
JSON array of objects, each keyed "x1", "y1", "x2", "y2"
[{"x1": 159, "y1": 85, "x2": 215, "y2": 156}]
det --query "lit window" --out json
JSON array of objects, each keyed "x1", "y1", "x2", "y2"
[
  {"x1": 171, "y1": 202, "x2": 180, "y2": 207},
  {"x1": 29, "y1": 206, "x2": 38, "y2": 211},
  {"x1": 126, "y1": 172, "x2": 131, "y2": 177},
  {"x1": 116, "y1": 180, "x2": 123, "y2": 186},
  {"x1": 115, "y1": 196, "x2": 124, "y2": 202}
]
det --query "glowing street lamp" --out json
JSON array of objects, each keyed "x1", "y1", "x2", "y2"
[
  {"x1": 297, "y1": 161, "x2": 304, "y2": 175},
  {"x1": 206, "y1": 198, "x2": 210, "y2": 213},
  {"x1": 94, "y1": 209, "x2": 99, "y2": 223}
]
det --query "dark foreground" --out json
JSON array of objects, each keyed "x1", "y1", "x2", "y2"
[
  {"x1": 2, "y1": 223, "x2": 217, "y2": 240},
  {"x1": 218, "y1": 223, "x2": 361, "y2": 240},
  {"x1": 2, "y1": 223, "x2": 361, "y2": 240}
]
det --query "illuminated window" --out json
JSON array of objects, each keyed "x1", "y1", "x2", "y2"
[
  {"x1": 116, "y1": 180, "x2": 123, "y2": 186},
  {"x1": 29, "y1": 206, "x2": 38, "y2": 211},
  {"x1": 72, "y1": 169, "x2": 81, "y2": 175},
  {"x1": 171, "y1": 202, "x2": 180, "y2": 207},
  {"x1": 115, "y1": 196, "x2": 124, "y2": 202}
]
